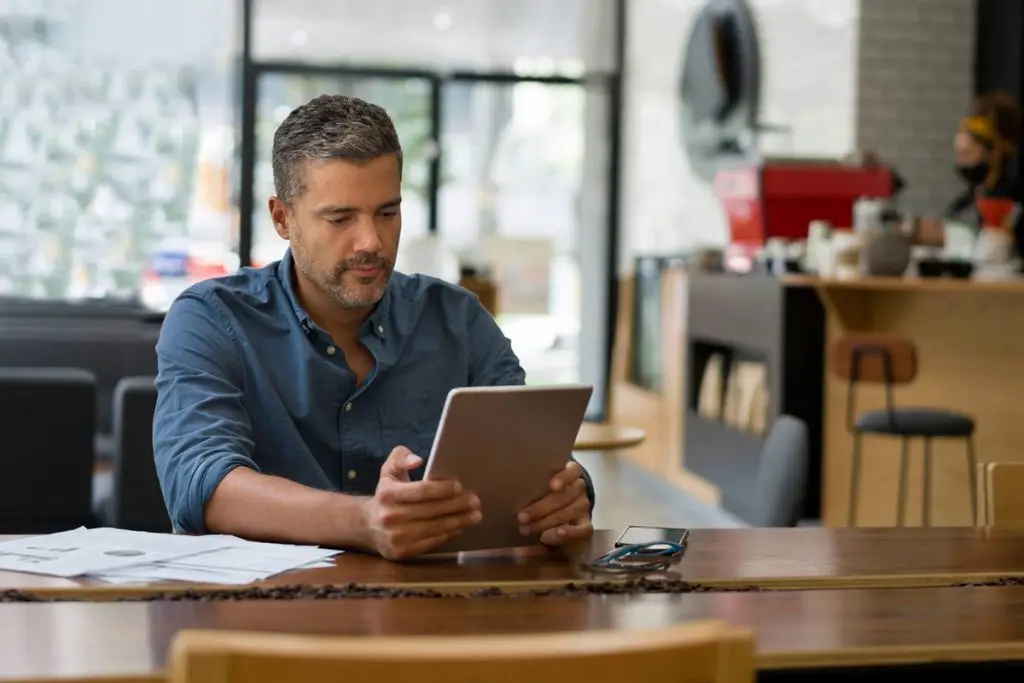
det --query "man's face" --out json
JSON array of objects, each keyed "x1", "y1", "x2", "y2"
[{"x1": 271, "y1": 154, "x2": 401, "y2": 310}]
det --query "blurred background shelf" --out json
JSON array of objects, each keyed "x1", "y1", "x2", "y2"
[{"x1": 684, "y1": 272, "x2": 825, "y2": 524}]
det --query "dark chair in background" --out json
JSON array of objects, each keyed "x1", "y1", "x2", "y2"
[
  {"x1": 835, "y1": 334, "x2": 977, "y2": 527},
  {"x1": 752, "y1": 414, "x2": 809, "y2": 527},
  {"x1": 0, "y1": 367, "x2": 97, "y2": 533},
  {"x1": 96, "y1": 376, "x2": 171, "y2": 532},
  {"x1": 0, "y1": 311, "x2": 160, "y2": 463}
]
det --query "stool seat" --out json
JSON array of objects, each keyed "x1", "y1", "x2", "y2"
[{"x1": 856, "y1": 407, "x2": 975, "y2": 437}]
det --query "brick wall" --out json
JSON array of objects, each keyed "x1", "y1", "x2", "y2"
[
  {"x1": 619, "y1": 0, "x2": 977, "y2": 271},
  {"x1": 856, "y1": 0, "x2": 976, "y2": 215}
]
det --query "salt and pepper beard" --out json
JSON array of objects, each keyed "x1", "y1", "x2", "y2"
[{"x1": 290, "y1": 232, "x2": 394, "y2": 310}]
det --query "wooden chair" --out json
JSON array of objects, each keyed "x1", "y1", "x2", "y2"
[
  {"x1": 168, "y1": 621, "x2": 755, "y2": 683},
  {"x1": 834, "y1": 333, "x2": 977, "y2": 527},
  {"x1": 979, "y1": 462, "x2": 1024, "y2": 528}
]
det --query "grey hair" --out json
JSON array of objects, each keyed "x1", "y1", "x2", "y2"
[{"x1": 271, "y1": 94, "x2": 403, "y2": 204}]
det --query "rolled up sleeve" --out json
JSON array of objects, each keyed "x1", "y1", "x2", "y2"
[
  {"x1": 466, "y1": 299, "x2": 526, "y2": 388},
  {"x1": 465, "y1": 298, "x2": 596, "y2": 510},
  {"x1": 154, "y1": 293, "x2": 260, "y2": 533}
]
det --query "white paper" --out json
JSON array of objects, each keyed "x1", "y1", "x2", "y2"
[
  {"x1": 93, "y1": 544, "x2": 341, "y2": 586},
  {"x1": 0, "y1": 528, "x2": 342, "y2": 584},
  {"x1": 160, "y1": 542, "x2": 339, "y2": 573},
  {"x1": 93, "y1": 564, "x2": 268, "y2": 585},
  {"x1": 0, "y1": 527, "x2": 234, "y2": 577}
]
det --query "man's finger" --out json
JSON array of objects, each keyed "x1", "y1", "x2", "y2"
[
  {"x1": 524, "y1": 495, "x2": 590, "y2": 535},
  {"x1": 380, "y1": 446, "x2": 422, "y2": 482},
  {"x1": 399, "y1": 509, "x2": 483, "y2": 550},
  {"x1": 548, "y1": 461, "x2": 582, "y2": 492},
  {"x1": 397, "y1": 528, "x2": 464, "y2": 560},
  {"x1": 518, "y1": 478, "x2": 586, "y2": 523},
  {"x1": 540, "y1": 517, "x2": 594, "y2": 546},
  {"x1": 379, "y1": 478, "x2": 463, "y2": 505},
  {"x1": 389, "y1": 492, "x2": 480, "y2": 522}
]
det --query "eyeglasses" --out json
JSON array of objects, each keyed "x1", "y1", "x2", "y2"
[{"x1": 581, "y1": 541, "x2": 687, "y2": 574}]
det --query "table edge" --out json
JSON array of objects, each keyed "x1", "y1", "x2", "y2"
[
  {"x1": 761, "y1": 640, "x2": 1024, "y2": 670},
  {"x1": 10, "y1": 641, "x2": 1024, "y2": 681},
  {"x1": 9, "y1": 569, "x2": 1024, "y2": 601}
]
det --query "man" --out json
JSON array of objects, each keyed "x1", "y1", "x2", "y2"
[{"x1": 153, "y1": 95, "x2": 594, "y2": 559}]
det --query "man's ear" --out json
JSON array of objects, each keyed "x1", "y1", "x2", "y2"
[{"x1": 268, "y1": 196, "x2": 291, "y2": 239}]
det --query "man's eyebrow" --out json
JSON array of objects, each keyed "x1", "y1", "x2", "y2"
[{"x1": 314, "y1": 198, "x2": 402, "y2": 215}]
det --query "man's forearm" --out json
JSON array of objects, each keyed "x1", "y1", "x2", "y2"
[{"x1": 203, "y1": 467, "x2": 373, "y2": 550}]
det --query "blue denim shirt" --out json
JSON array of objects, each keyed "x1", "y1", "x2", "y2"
[{"x1": 153, "y1": 250, "x2": 594, "y2": 533}]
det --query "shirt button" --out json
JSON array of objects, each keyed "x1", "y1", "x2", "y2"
[
  {"x1": 344, "y1": 402, "x2": 352, "y2": 412},
  {"x1": 377, "y1": 325, "x2": 384, "y2": 335},
  {"x1": 347, "y1": 469, "x2": 357, "y2": 480},
  {"x1": 326, "y1": 346, "x2": 336, "y2": 355}
]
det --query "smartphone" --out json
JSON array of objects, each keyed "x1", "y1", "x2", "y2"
[{"x1": 615, "y1": 525, "x2": 690, "y2": 548}]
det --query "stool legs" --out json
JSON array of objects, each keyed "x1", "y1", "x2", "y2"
[
  {"x1": 848, "y1": 432, "x2": 863, "y2": 526},
  {"x1": 852, "y1": 433, "x2": 977, "y2": 527},
  {"x1": 966, "y1": 434, "x2": 978, "y2": 526},
  {"x1": 922, "y1": 438, "x2": 933, "y2": 527},
  {"x1": 896, "y1": 437, "x2": 909, "y2": 526}
]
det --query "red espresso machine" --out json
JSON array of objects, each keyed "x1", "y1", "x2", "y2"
[{"x1": 714, "y1": 160, "x2": 895, "y2": 272}]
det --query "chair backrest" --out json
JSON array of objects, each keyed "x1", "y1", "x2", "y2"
[
  {"x1": 169, "y1": 621, "x2": 755, "y2": 683},
  {"x1": 0, "y1": 323, "x2": 159, "y2": 435},
  {"x1": 832, "y1": 334, "x2": 917, "y2": 384},
  {"x1": 983, "y1": 463, "x2": 1024, "y2": 529},
  {"x1": 109, "y1": 376, "x2": 171, "y2": 532},
  {"x1": 753, "y1": 415, "x2": 809, "y2": 527},
  {"x1": 0, "y1": 367, "x2": 97, "y2": 533}
]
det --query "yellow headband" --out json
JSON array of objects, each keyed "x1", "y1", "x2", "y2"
[{"x1": 961, "y1": 116, "x2": 1016, "y2": 153}]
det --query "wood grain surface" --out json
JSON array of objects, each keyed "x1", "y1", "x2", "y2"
[
  {"x1": 3, "y1": 585, "x2": 1024, "y2": 681},
  {"x1": 4, "y1": 527, "x2": 1024, "y2": 599}
]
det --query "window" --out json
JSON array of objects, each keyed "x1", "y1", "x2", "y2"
[{"x1": 0, "y1": 0, "x2": 240, "y2": 309}]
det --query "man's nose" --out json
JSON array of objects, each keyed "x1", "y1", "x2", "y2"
[{"x1": 352, "y1": 218, "x2": 383, "y2": 254}]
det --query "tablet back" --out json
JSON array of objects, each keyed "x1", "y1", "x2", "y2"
[{"x1": 423, "y1": 384, "x2": 593, "y2": 554}]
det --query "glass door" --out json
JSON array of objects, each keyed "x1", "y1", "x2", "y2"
[
  {"x1": 250, "y1": 72, "x2": 435, "y2": 267},
  {"x1": 437, "y1": 80, "x2": 592, "y2": 387}
]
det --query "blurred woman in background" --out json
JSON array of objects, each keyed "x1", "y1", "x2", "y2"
[
  {"x1": 946, "y1": 91, "x2": 1022, "y2": 225},
  {"x1": 918, "y1": 92, "x2": 1024, "y2": 257}
]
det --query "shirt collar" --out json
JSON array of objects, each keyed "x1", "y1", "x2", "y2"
[{"x1": 277, "y1": 248, "x2": 391, "y2": 341}]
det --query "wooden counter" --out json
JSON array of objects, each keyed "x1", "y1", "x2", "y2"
[
  {"x1": 7, "y1": 528, "x2": 1024, "y2": 599},
  {"x1": 784, "y1": 274, "x2": 1024, "y2": 527},
  {"x1": 5, "y1": 585, "x2": 1024, "y2": 680}
]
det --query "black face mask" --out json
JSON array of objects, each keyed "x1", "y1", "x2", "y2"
[{"x1": 957, "y1": 162, "x2": 990, "y2": 186}]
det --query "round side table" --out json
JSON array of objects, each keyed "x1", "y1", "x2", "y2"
[{"x1": 573, "y1": 423, "x2": 647, "y2": 451}]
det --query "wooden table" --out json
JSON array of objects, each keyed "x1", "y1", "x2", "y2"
[
  {"x1": 6, "y1": 528, "x2": 1024, "y2": 599},
  {"x1": 574, "y1": 422, "x2": 646, "y2": 451},
  {"x1": 4, "y1": 585, "x2": 1024, "y2": 681}
]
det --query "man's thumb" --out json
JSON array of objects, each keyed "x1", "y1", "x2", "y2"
[{"x1": 381, "y1": 446, "x2": 422, "y2": 481}]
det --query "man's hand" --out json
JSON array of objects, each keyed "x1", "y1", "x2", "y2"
[
  {"x1": 517, "y1": 461, "x2": 593, "y2": 546},
  {"x1": 361, "y1": 446, "x2": 482, "y2": 560}
]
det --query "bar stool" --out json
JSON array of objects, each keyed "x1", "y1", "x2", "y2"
[{"x1": 835, "y1": 334, "x2": 977, "y2": 527}]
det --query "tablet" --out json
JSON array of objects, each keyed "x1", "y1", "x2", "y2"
[{"x1": 421, "y1": 383, "x2": 593, "y2": 554}]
